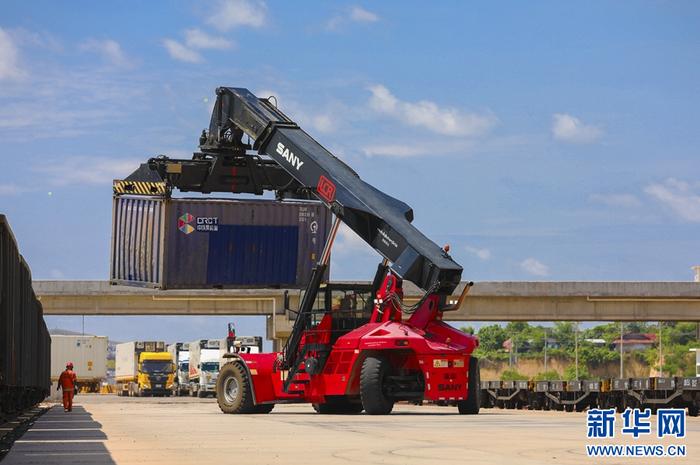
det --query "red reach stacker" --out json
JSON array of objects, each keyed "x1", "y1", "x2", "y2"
[{"x1": 122, "y1": 87, "x2": 480, "y2": 414}]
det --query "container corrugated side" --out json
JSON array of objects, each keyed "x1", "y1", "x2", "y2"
[
  {"x1": 50, "y1": 335, "x2": 109, "y2": 382},
  {"x1": 110, "y1": 196, "x2": 165, "y2": 287}
]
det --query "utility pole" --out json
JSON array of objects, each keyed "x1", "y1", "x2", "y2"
[
  {"x1": 544, "y1": 327, "x2": 548, "y2": 373},
  {"x1": 619, "y1": 322, "x2": 624, "y2": 378},
  {"x1": 658, "y1": 321, "x2": 663, "y2": 377},
  {"x1": 575, "y1": 323, "x2": 579, "y2": 380}
]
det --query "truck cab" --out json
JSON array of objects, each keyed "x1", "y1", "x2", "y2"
[
  {"x1": 167, "y1": 342, "x2": 190, "y2": 396},
  {"x1": 189, "y1": 339, "x2": 223, "y2": 398},
  {"x1": 138, "y1": 352, "x2": 175, "y2": 397}
]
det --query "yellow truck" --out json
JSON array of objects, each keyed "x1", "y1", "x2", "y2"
[{"x1": 115, "y1": 341, "x2": 175, "y2": 397}]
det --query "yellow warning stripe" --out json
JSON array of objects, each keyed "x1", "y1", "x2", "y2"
[{"x1": 113, "y1": 180, "x2": 167, "y2": 196}]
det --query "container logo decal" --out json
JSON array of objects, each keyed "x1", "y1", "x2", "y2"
[
  {"x1": 178, "y1": 213, "x2": 219, "y2": 234},
  {"x1": 178, "y1": 213, "x2": 195, "y2": 234},
  {"x1": 317, "y1": 175, "x2": 336, "y2": 203}
]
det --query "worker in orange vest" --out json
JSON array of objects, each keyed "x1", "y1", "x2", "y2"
[{"x1": 57, "y1": 362, "x2": 78, "y2": 412}]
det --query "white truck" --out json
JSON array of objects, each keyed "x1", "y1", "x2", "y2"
[
  {"x1": 167, "y1": 342, "x2": 190, "y2": 396},
  {"x1": 50, "y1": 335, "x2": 108, "y2": 393},
  {"x1": 188, "y1": 339, "x2": 224, "y2": 398}
]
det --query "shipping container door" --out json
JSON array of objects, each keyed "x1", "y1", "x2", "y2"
[{"x1": 207, "y1": 225, "x2": 299, "y2": 285}]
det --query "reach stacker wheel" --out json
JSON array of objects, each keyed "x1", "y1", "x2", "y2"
[
  {"x1": 216, "y1": 362, "x2": 271, "y2": 414},
  {"x1": 360, "y1": 355, "x2": 394, "y2": 415},
  {"x1": 457, "y1": 356, "x2": 480, "y2": 415}
]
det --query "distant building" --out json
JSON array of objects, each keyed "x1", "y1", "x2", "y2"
[
  {"x1": 612, "y1": 333, "x2": 657, "y2": 352},
  {"x1": 584, "y1": 338, "x2": 606, "y2": 347}
]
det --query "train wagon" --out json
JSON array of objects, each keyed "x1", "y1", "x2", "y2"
[
  {"x1": 480, "y1": 376, "x2": 699, "y2": 416},
  {"x1": 1, "y1": 215, "x2": 51, "y2": 414}
]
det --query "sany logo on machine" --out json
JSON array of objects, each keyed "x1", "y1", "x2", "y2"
[{"x1": 276, "y1": 142, "x2": 304, "y2": 171}]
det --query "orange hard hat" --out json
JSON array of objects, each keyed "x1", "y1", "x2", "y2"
[{"x1": 66, "y1": 362, "x2": 74, "y2": 369}]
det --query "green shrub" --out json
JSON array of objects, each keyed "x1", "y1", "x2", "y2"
[
  {"x1": 500, "y1": 369, "x2": 529, "y2": 381},
  {"x1": 534, "y1": 370, "x2": 562, "y2": 381}
]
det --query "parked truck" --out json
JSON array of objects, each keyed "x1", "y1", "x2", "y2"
[
  {"x1": 167, "y1": 342, "x2": 190, "y2": 396},
  {"x1": 115, "y1": 341, "x2": 175, "y2": 397},
  {"x1": 188, "y1": 339, "x2": 225, "y2": 398},
  {"x1": 50, "y1": 335, "x2": 108, "y2": 393},
  {"x1": 232, "y1": 336, "x2": 263, "y2": 354}
]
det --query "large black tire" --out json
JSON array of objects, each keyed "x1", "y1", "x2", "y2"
[
  {"x1": 216, "y1": 362, "x2": 256, "y2": 414},
  {"x1": 198, "y1": 390, "x2": 207, "y2": 398},
  {"x1": 458, "y1": 356, "x2": 480, "y2": 414},
  {"x1": 313, "y1": 397, "x2": 364, "y2": 414},
  {"x1": 360, "y1": 356, "x2": 394, "y2": 415}
]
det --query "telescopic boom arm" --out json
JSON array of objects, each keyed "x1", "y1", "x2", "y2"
[{"x1": 125, "y1": 87, "x2": 463, "y2": 295}]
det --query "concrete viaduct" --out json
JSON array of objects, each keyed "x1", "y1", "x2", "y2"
[{"x1": 34, "y1": 280, "x2": 700, "y2": 343}]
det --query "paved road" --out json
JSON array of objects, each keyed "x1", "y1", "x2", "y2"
[{"x1": 3, "y1": 395, "x2": 699, "y2": 464}]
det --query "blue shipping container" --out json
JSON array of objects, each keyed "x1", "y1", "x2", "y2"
[{"x1": 111, "y1": 197, "x2": 331, "y2": 289}]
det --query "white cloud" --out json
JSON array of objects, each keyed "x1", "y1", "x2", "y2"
[
  {"x1": 207, "y1": 0, "x2": 267, "y2": 31},
  {"x1": 368, "y1": 84, "x2": 497, "y2": 137},
  {"x1": 311, "y1": 114, "x2": 334, "y2": 133},
  {"x1": 465, "y1": 246, "x2": 491, "y2": 261},
  {"x1": 0, "y1": 27, "x2": 23, "y2": 80},
  {"x1": 327, "y1": 5, "x2": 380, "y2": 30},
  {"x1": 350, "y1": 6, "x2": 379, "y2": 23},
  {"x1": 81, "y1": 39, "x2": 131, "y2": 68},
  {"x1": 520, "y1": 258, "x2": 549, "y2": 277},
  {"x1": 589, "y1": 193, "x2": 641, "y2": 208},
  {"x1": 362, "y1": 144, "x2": 428, "y2": 158},
  {"x1": 162, "y1": 38, "x2": 202, "y2": 63},
  {"x1": 645, "y1": 178, "x2": 700, "y2": 222},
  {"x1": 33, "y1": 156, "x2": 142, "y2": 187},
  {"x1": 184, "y1": 29, "x2": 234, "y2": 50},
  {"x1": 162, "y1": 29, "x2": 234, "y2": 63},
  {"x1": 551, "y1": 113, "x2": 602, "y2": 143},
  {"x1": 0, "y1": 65, "x2": 150, "y2": 141},
  {"x1": 256, "y1": 88, "x2": 337, "y2": 134},
  {"x1": 0, "y1": 183, "x2": 25, "y2": 196}
]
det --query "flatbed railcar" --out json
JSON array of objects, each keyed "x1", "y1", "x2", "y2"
[
  {"x1": 479, "y1": 376, "x2": 699, "y2": 416},
  {"x1": 1, "y1": 215, "x2": 51, "y2": 416}
]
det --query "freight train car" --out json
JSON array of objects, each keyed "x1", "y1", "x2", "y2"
[
  {"x1": 479, "y1": 376, "x2": 699, "y2": 416},
  {"x1": 1, "y1": 215, "x2": 51, "y2": 414}
]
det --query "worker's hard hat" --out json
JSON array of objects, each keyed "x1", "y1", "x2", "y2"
[{"x1": 66, "y1": 362, "x2": 74, "y2": 369}]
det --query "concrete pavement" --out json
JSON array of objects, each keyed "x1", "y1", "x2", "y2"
[{"x1": 4, "y1": 395, "x2": 700, "y2": 464}]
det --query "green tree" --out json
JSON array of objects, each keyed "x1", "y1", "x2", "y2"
[
  {"x1": 460, "y1": 325, "x2": 475, "y2": 335},
  {"x1": 477, "y1": 324, "x2": 508, "y2": 352},
  {"x1": 552, "y1": 322, "x2": 576, "y2": 350}
]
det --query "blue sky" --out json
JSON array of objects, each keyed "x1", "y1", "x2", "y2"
[{"x1": 1, "y1": 1, "x2": 699, "y2": 342}]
